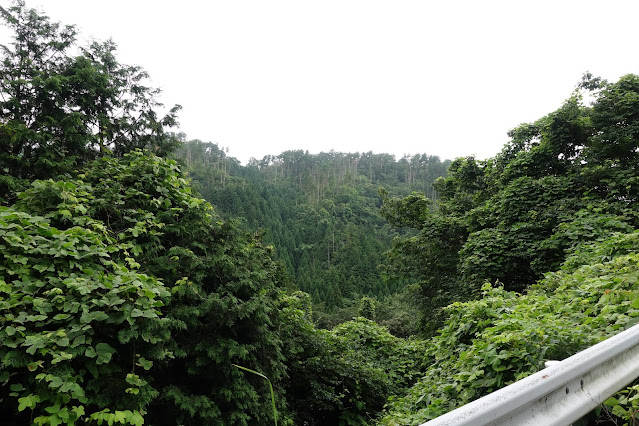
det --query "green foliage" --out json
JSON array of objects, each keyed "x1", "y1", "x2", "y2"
[
  {"x1": 601, "y1": 384, "x2": 639, "y2": 426},
  {"x1": 279, "y1": 304, "x2": 427, "y2": 426},
  {"x1": 77, "y1": 151, "x2": 287, "y2": 425},
  {"x1": 374, "y1": 292, "x2": 420, "y2": 338},
  {"x1": 587, "y1": 74, "x2": 639, "y2": 169},
  {"x1": 173, "y1": 143, "x2": 451, "y2": 320},
  {"x1": 379, "y1": 189, "x2": 468, "y2": 334},
  {"x1": 0, "y1": 205, "x2": 169, "y2": 424},
  {"x1": 8, "y1": 8, "x2": 639, "y2": 423},
  {"x1": 357, "y1": 296, "x2": 377, "y2": 320},
  {"x1": 88, "y1": 409, "x2": 144, "y2": 426},
  {"x1": 0, "y1": 1, "x2": 181, "y2": 202},
  {"x1": 1, "y1": 4, "x2": 445, "y2": 424},
  {"x1": 380, "y1": 232, "x2": 639, "y2": 424},
  {"x1": 380, "y1": 74, "x2": 639, "y2": 335},
  {"x1": 378, "y1": 189, "x2": 432, "y2": 229},
  {"x1": 1, "y1": 150, "x2": 291, "y2": 425}
]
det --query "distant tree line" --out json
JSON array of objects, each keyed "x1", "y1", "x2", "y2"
[{"x1": 172, "y1": 143, "x2": 450, "y2": 320}]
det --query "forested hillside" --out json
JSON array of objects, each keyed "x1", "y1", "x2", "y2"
[
  {"x1": 171, "y1": 141, "x2": 450, "y2": 324},
  {"x1": 377, "y1": 73, "x2": 639, "y2": 422},
  {"x1": 0, "y1": 4, "x2": 426, "y2": 424},
  {"x1": 5, "y1": 2, "x2": 639, "y2": 425}
]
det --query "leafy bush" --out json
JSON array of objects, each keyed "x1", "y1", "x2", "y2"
[
  {"x1": 0, "y1": 206, "x2": 170, "y2": 425},
  {"x1": 1, "y1": 151, "x2": 290, "y2": 425},
  {"x1": 279, "y1": 291, "x2": 426, "y2": 426},
  {"x1": 380, "y1": 232, "x2": 639, "y2": 425}
]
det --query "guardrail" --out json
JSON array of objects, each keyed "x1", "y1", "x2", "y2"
[{"x1": 421, "y1": 323, "x2": 639, "y2": 426}]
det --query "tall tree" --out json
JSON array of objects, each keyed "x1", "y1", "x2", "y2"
[
  {"x1": 381, "y1": 75, "x2": 639, "y2": 334},
  {"x1": 0, "y1": 1, "x2": 181, "y2": 201}
]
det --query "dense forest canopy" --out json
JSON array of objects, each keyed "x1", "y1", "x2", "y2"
[
  {"x1": 373, "y1": 73, "x2": 639, "y2": 423},
  {"x1": 4, "y1": 2, "x2": 639, "y2": 425},
  {"x1": 171, "y1": 142, "x2": 450, "y2": 327}
]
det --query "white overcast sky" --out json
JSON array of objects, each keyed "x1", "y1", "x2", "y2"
[{"x1": 18, "y1": 1, "x2": 639, "y2": 164}]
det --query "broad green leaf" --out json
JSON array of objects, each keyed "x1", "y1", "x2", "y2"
[
  {"x1": 128, "y1": 411, "x2": 144, "y2": 426},
  {"x1": 605, "y1": 396, "x2": 620, "y2": 406},
  {"x1": 95, "y1": 342, "x2": 116, "y2": 365},
  {"x1": 18, "y1": 394, "x2": 40, "y2": 411},
  {"x1": 137, "y1": 357, "x2": 153, "y2": 370}
]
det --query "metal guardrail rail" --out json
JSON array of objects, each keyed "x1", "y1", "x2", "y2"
[{"x1": 421, "y1": 323, "x2": 639, "y2": 426}]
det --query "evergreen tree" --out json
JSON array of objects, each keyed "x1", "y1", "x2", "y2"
[
  {"x1": 0, "y1": 1, "x2": 181, "y2": 202},
  {"x1": 174, "y1": 142, "x2": 451, "y2": 317}
]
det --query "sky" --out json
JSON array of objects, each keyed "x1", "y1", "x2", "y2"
[{"x1": 17, "y1": 0, "x2": 639, "y2": 164}]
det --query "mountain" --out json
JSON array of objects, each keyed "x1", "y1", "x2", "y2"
[{"x1": 172, "y1": 141, "x2": 450, "y2": 316}]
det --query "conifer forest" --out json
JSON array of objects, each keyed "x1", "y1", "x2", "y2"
[{"x1": 4, "y1": 2, "x2": 639, "y2": 425}]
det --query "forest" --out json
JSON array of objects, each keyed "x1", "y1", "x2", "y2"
[
  {"x1": 3, "y1": 2, "x2": 639, "y2": 425},
  {"x1": 170, "y1": 142, "x2": 449, "y2": 331}
]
